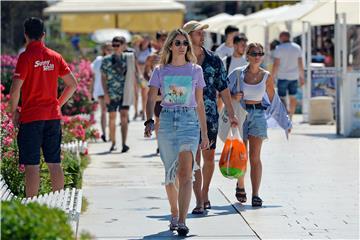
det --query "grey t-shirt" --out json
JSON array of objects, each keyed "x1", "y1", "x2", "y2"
[
  {"x1": 215, "y1": 43, "x2": 234, "y2": 59},
  {"x1": 222, "y1": 55, "x2": 248, "y2": 75},
  {"x1": 273, "y1": 42, "x2": 302, "y2": 80}
]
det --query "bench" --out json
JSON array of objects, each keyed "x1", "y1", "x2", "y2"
[{"x1": 0, "y1": 176, "x2": 82, "y2": 237}]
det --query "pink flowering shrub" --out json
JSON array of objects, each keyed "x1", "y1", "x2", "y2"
[
  {"x1": 0, "y1": 55, "x2": 18, "y2": 94},
  {"x1": 0, "y1": 55, "x2": 97, "y2": 116},
  {"x1": 59, "y1": 59, "x2": 98, "y2": 116},
  {"x1": 62, "y1": 115, "x2": 100, "y2": 142},
  {"x1": 0, "y1": 84, "x2": 25, "y2": 196}
]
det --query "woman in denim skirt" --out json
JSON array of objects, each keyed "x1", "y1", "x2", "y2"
[
  {"x1": 229, "y1": 43, "x2": 276, "y2": 207},
  {"x1": 144, "y1": 29, "x2": 209, "y2": 236}
]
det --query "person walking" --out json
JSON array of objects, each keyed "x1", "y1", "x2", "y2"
[
  {"x1": 183, "y1": 20, "x2": 238, "y2": 214},
  {"x1": 228, "y1": 43, "x2": 276, "y2": 207},
  {"x1": 223, "y1": 34, "x2": 248, "y2": 75},
  {"x1": 144, "y1": 29, "x2": 209, "y2": 236},
  {"x1": 9, "y1": 17, "x2": 78, "y2": 197},
  {"x1": 101, "y1": 36, "x2": 133, "y2": 153},
  {"x1": 215, "y1": 25, "x2": 239, "y2": 59},
  {"x1": 90, "y1": 42, "x2": 112, "y2": 142},
  {"x1": 136, "y1": 35, "x2": 153, "y2": 120},
  {"x1": 271, "y1": 31, "x2": 304, "y2": 120},
  {"x1": 144, "y1": 31, "x2": 168, "y2": 154}
]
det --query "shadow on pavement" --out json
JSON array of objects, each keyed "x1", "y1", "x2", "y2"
[
  {"x1": 291, "y1": 132, "x2": 344, "y2": 140},
  {"x1": 129, "y1": 229, "x2": 197, "y2": 239},
  {"x1": 233, "y1": 202, "x2": 282, "y2": 212},
  {"x1": 138, "y1": 153, "x2": 159, "y2": 158},
  {"x1": 92, "y1": 151, "x2": 111, "y2": 155}
]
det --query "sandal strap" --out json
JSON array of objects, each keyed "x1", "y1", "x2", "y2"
[{"x1": 252, "y1": 196, "x2": 263, "y2": 203}]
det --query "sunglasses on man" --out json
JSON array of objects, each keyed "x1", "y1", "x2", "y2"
[
  {"x1": 248, "y1": 52, "x2": 265, "y2": 57},
  {"x1": 174, "y1": 40, "x2": 189, "y2": 47}
]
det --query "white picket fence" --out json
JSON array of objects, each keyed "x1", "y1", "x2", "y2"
[{"x1": 61, "y1": 140, "x2": 88, "y2": 156}]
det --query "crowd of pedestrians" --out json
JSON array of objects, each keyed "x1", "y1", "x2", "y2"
[{"x1": 12, "y1": 16, "x2": 299, "y2": 237}]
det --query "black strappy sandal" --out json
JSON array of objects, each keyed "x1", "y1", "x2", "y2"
[
  {"x1": 252, "y1": 196, "x2": 263, "y2": 207},
  {"x1": 203, "y1": 201, "x2": 211, "y2": 210},
  {"x1": 235, "y1": 185, "x2": 247, "y2": 203},
  {"x1": 191, "y1": 206, "x2": 204, "y2": 215}
]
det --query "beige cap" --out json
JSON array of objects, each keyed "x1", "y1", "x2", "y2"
[{"x1": 183, "y1": 20, "x2": 209, "y2": 34}]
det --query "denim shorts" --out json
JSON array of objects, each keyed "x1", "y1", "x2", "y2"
[
  {"x1": 243, "y1": 109, "x2": 267, "y2": 141},
  {"x1": 277, "y1": 79, "x2": 298, "y2": 97},
  {"x1": 158, "y1": 107, "x2": 200, "y2": 185},
  {"x1": 17, "y1": 120, "x2": 62, "y2": 165}
]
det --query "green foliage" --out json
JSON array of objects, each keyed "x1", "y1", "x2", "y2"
[
  {"x1": 0, "y1": 146, "x2": 25, "y2": 198},
  {"x1": 1, "y1": 200, "x2": 74, "y2": 240}
]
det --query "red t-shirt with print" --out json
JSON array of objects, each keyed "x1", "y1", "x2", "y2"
[{"x1": 13, "y1": 41, "x2": 71, "y2": 123}]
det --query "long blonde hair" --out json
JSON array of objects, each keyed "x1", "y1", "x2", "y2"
[{"x1": 159, "y1": 28, "x2": 197, "y2": 65}]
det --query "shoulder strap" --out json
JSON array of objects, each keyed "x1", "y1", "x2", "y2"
[{"x1": 226, "y1": 56, "x2": 231, "y2": 73}]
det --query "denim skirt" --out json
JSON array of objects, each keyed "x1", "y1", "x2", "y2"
[{"x1": 158, "y1": 107, "x2": 200, "y2": 185}]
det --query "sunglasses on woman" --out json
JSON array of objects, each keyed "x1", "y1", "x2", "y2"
[
  {"x1": 248, "y1": 52, "x2": 265, "y2": 57},
  {"x1": 174, "y1": 40, "x2": 189, "y2": 47}
]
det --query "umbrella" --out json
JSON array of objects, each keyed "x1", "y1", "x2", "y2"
[{"x1": 91, "y1": 28, "x2": 132, "y2": 43}]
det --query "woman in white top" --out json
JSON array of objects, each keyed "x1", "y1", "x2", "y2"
[
  {"x1": 90, "y1": 42, "x2": 112, "y2": 142},
  {"x1": 229, "y1": 42, "x2": 275, "y2": 207}
]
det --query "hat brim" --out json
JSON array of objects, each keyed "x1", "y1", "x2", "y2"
[{"x1": 192, "y1": 24, "x2": 209, "y2": 32}]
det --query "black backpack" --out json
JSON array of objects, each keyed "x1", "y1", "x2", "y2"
[{"x1": 225, "y1": 56, "x2": 232, "y2": 74}]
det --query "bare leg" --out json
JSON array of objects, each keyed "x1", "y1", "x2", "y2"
[
  {"x1": 140, "y1": 86, "x2": 148, "y2": 120},
  {"x1": 25, "y1": 165, "x2": 40, "y2": 198},
  {"x1": 120, "y1": 109, "x2": 129, "y2": 146},
  {"x1": 192, "y1": 148, "x2": 202, "y2": 208},
  {"x1": 177, "y1": 151, "x2": 193, "y2": 225},
  {"x1": 133, "y1": 81, "x2": 139, "y2": 119},
  {"x1": 109, "y1": 112, "x2": 117, "y2": 144},
  {"x1": 289, "y1": 95, "x2": 297, "y2": 120},
  {"x1": 98, "y1": 97, "x2": 107, "y2": 137},
  {"x1": 47, "y1": 163, "x2": 64, "y2": 192},
  {"x1": 165, "y1": 178, "x2": 179, "y2": 218},
  {"x1": 237, "y1": 141, "x2": 248, "y2": 189},
  {"x1": 201, "y1": 149, "x2": 215, "y2": 203},
  {"x1": 248, "y1": 135, "x2": 263, "y2": 197}
]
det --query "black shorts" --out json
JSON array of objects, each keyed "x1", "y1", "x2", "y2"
[
  {"x1": 107, "y1": 99, "x2": 129, "y2": 112},
  {"x1": 17, "y1": 120, "x2": 62, "y2": 165},
  {"x1": 199, "y1": 120, "x2": 218, "y2": 150},
  {"x1": 154, "y1": 101, "x2": 162, "y2": 118}
]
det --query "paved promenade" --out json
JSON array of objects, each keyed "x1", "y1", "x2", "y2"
[{"x1": 78, "y1": 113, "x2": 359, "y2": 239}]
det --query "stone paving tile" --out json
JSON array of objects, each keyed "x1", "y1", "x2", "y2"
[{"x1": 79, "y1": 112, "x2": 359, "y2": 239}]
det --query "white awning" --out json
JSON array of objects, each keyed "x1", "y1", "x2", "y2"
[
  {"x1": 300, "y1": 0, "x2": 360, "y2": 25},
  {"x1": 44, "y1": 0, "x2": 186, "y2": 14}
]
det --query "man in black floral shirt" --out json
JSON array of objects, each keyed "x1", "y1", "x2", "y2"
[
  {"x1": 183, "y1": 21, "x2": 238, "y2": 214},
  {"x1": 101, "y1": 36, "x2": 130, "y2": 153}
]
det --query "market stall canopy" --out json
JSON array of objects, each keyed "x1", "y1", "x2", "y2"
[
  {"x1": 200, "y1": 13, "x2": 244, "y2": 34},
  {"x1": 43, "y1": 0, "x2": 186, "y2": 33},
  {"x1": 91, "y1": 29, "x2": 132, "y2": 43},
  {"x1": 299, "y1": 0, "x2": 360, "y2": 25}
]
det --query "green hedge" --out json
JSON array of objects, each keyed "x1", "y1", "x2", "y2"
[
  {"x1": 1, "y1": 150, "x2": 86, "y2": 198},
  {"x1": 1, "y1": 200, "x2": 74, "y2": 240}
]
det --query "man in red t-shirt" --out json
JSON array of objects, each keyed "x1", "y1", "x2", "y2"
[{"x1": 9, "y1": 17, "x2": 78, "y2": 198}]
